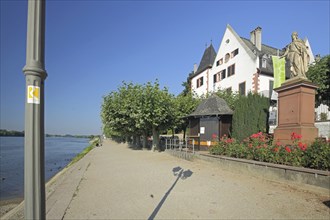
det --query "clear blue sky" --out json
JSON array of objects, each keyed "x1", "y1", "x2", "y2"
[{"x1": 1, "y1": 0, "x2": 329, "y2": 135}]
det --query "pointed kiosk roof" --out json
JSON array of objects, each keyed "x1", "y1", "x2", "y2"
[{"x1": 188, "y1": 94, "x2": 233, "y2": 118}]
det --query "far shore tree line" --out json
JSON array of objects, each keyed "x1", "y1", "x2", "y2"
[
  {"x1": 101, "y1": 55, "x2": 330, "y2": 150},
  {"x1": 0, "y1": 129, "x2": 95, "y2": 139}
]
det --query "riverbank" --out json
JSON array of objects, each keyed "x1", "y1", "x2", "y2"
[
  {"x1": 0, "y1": 198, "x2": 23, "y2": 217},
  {"x1": 0, "y1": 136, "x2": 91, "y2": 201},
  {"x1": 0, "y1": 138, "x2": 98, "y2": 219},
  {"x1": 2, "y1": 139, "x2": 329, "y2": 219},
  {"x1": 0, "y1": 142, "x2": 94, "y2": 220}
]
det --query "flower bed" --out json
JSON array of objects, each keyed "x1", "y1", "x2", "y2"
[{"x1": 209, "y1": 132, "x2": 330, "y2": 171}]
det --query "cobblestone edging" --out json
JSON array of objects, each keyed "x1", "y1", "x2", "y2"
[
  {"x1": 165, "y1": 149, "x2": 330, "y2": 189},
  {"x1": 165, "y1": 149, "x2": 195, "y2": 161}
]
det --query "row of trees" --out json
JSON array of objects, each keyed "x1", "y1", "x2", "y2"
[
  {"x1": 101, "y1": 80, "x2": 271, "y2": 150},
  {"x1": 101, "y1": 81, "x2": 199, "y2": 151}
]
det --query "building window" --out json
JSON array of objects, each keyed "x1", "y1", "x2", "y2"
[
  {"x1": 213, "y1": 73, "x2": 220, "y2": 83},
  {"x1": 197, "y1": 77, "x2": 203, "y2": 88},
  {"x1": 262, "y1": 58, "x2": 267, "y2": 68},
  {"x1": 262, "y1": 54, "x2": 268, "y2": 68},
  {"x1": 269, "y1": 80, "x2": 274, "y2": 98},
  {"x1": 216, "y1": 58, "x2": 223, "y2": 66},
  {"x1": 239, "y1": 82, "x2": 246, "y2": 96},
  {"x1": 220, "y1": 69, "x2": 226, "y2": 80},
  {"x1": 227, "y1": 64, "x2": 235, "y2": 77},
  {"x1": 231, "y1": 48, "x2": 239, "y2": 58},
  {"x1": 225, "y1": 53, "x2": 230, "y2": 63}
]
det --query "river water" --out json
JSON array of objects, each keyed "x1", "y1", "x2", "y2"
[{"x1": 0, "y1": 136, "x2": 90, "y2": 200}]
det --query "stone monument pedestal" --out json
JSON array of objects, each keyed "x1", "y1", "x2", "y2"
[{"x1": 274, "y1": 78, "x2": 318, "y2": 144}]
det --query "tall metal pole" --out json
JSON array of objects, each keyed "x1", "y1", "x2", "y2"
[{"x1": 23, "y1": 0, "x2": 47, "y2": 219}]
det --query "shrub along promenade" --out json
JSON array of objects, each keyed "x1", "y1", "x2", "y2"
[
  {"x1": 209, "y1": 132, "x2": 330, "y2": 170},
  {"x1": 2, "y1": 139, "x2": 329, "y2": 219}
]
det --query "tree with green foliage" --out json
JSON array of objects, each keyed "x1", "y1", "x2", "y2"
[
  {"x1": 232, "y1": 93, "x2": 270, "y2": 141},
  {"x1": 173, "y1": 92, "x2": 200, "y2": 139},
  {"x1": 306, "y1": 55, "x2": 330, "y2": 105},
  {"x1": 214, "y1": 89, "x2": 239, "y2": 111},
  {"x1": 101, "y1": 82, "x2": 143, "y2": 143},
  {"x1": 180, "y1": 71, "x2": 194, "y2": 96},
  {"x1": 101, "y1": 80, "x2": 176, "y2": 151},
  {"x1": 139, "y1": 81, "x2": 176, "y2": 151}
]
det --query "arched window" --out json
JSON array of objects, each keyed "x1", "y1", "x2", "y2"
[{"x1": 225, "y1": 53, "x2": 230, "y2": 63}]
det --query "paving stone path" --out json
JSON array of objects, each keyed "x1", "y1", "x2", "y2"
[{"x1": 3, "y1": 139, "x2": 329, "y2": 219}]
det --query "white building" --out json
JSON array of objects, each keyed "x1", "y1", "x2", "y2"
[
  {"x1": 189, "y1": 44, "x2": 217, "y2": 97},
  {"x1": 189, "y1": 24, "x2": 315, "y2": 98}
]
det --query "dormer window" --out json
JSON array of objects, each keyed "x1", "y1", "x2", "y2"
[
  {"x1": 262, "y1": 58, "x2": 267, "y2": 68},
  {"x1": 262, "y1": 54, "x2": 268, "y2": 68}
]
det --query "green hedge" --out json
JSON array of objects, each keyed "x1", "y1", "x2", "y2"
[{"x1": 232, "y1": 93, "x2": 269, "y2": 141}]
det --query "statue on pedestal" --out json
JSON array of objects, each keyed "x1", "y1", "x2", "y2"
[{"x1": 281, "y1": 32, "x2": 310, "y2": 79}]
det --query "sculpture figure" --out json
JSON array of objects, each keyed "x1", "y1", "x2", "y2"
[{"x1": 281, "y1": 32, "x2": 310, "y2": 78}]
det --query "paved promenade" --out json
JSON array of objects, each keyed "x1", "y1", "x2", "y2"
[{"x1": 3, "y1": 139, "x2": 330, "y2": 219}]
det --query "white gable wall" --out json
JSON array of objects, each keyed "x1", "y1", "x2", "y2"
[
  {"x1": 190, "y1": 69, "x2": 209, "y2": 97},
  {"x1": 210, "y1": 26, "x2": 257, "y2": 95},
  {"x1": 259, "y1": 75, "x2": 274, "y2": 98},
  {"x1": 305, "y1": 38, "x2": 315, "y2": 64},
  {"x1": 190, "y1": 25, "x2": 316, "y2": 99}
]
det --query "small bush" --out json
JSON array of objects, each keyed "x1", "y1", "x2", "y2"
[
  {"x1": 320, "y1": 112, "x2": 328, "y2": 121},
  {"x1": 303, "y1": 139, "x2": 330, "y2": 170}
]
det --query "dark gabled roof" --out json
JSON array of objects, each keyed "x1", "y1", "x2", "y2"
[
  {"x1": 190, "y1": 44, "x2": 216, "y2": 79},
  {"x1": 240, "y1": 37, "x2": 290, "y2": 78},
  {"x1": 240, "y1": 37, "x2": 281, "y2": 56},
  {"x1": 196, "y1": 44, "x2": 217, "y2": 73},
  {"x1": 188, "y1": 94, "x2": 233, "y2": 117}
]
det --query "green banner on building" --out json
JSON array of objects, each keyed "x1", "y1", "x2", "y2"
[{"x1": 272, "y1": 56, "x2": 286, "y2": 89}]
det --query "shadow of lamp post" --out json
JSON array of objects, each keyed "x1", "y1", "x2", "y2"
[{"x1": 148, "y1": 166, "x2": 193, "y2": 220}]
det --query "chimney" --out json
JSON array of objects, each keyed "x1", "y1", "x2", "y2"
[
  {"x1": 193, "y1": 63, "x2": 198, "y2": 73},
  {"x1": 315, "y1": 54, "x2": 321, "y2": 62},
  {"x1": 250, "y1": 30, "x2": 255, "y2": 45},
  {"x1": 255, "y1": 27, "x2": 262, "y2": 51},
  {"x1": 250, "y1": 27, "x2": 262, "y2": 51}
]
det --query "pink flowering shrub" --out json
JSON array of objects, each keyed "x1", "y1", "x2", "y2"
[
  {"x1": 209, "y1": 132, "x2": 330, "y2": 170},
  {"x1": 209, "y1": 135, "x2": 246, "y2": 158}
]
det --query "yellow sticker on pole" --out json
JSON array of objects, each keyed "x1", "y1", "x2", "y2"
[{"x1": 27, "y1": 85, "x2": 40, "y2": 104}]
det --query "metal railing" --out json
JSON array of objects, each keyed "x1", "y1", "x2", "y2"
[{"x1": 165, "y1": 137, "x2": 196, "y2": 153}]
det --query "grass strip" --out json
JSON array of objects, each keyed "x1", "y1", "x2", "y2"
[{"x1": 68, "y1": 137, "x2": 99, "y2": 166}]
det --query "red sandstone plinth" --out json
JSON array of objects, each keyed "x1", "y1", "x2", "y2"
[{"x1": 274, "y1": 78, "x2": 318, "y2": 144}]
